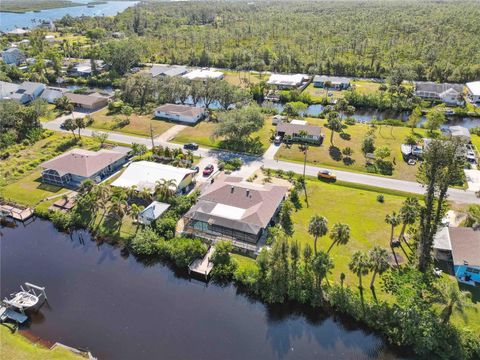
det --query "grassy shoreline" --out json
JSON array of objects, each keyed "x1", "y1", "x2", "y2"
[{"x1": 0, "y1": 0, "x2": 83, "y2": 13}]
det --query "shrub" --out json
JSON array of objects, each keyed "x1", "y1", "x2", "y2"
[
  {"x1": 377, "y1": 194, "x2": 385, "y2": 203},
  {"x1": 344, "y1": 117, "x2": 356, "y2": 125},
  {"x1": 51, "y1": 211, "x2": 73, "y2": 231},
  {"x1": 130, "y1": 228, "x2": 159, "y2": 256},
  {"x1": 163, "y1": 237, "x2": 207, "y2": 268},
  {"x1": 153, "y1": 216, "x2": 177, "y2": 239}
]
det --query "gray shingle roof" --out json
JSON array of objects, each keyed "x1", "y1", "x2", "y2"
[
  {"x1": 276, "y1": 122, "x2": 322, "y2": 137},
  {"x1": 449, "y1": 227, "x2": 480, "y2": 267}
]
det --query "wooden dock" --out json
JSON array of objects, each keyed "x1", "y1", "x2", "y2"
[
  {"x1": 188, "y1": 246, "x2": 215, "y2": 280},
  {"x1": 0, "y1": 204, "x2": 34, "y2": 221}
]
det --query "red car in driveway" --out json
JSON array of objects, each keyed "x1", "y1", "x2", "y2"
[{"x1": 203, "y1": 164, "x2": 214, "y2": 176}]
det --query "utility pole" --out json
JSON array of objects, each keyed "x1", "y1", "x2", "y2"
[{"x1": 150, "y1": 122, "x2": 154, "y2": 149}]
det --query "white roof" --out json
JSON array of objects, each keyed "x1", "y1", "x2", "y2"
[
  {"x1": 139, "y1": 201, "x2": 170, "y2": 221},
  {"x1": 290, "y1": 119, "x2": 307, "y2": 125},
  {"x1": 433, "y1": 226, "x2": 452, "y2": 251},
  {"x1": 467, "y1": 81, "x2": 480, "y2": 96},
  {"x1": 210, "y1": 203, "x2": 246, "y2": 220},
  {"x1": 183, "y1": 69, "x2": 224, "y2": 80},
  {"x1": 111, "y1": 161, "x2": 194, "y2": 192},
  {"x1": 267, "y1": 73, "x2": 306, "y2": 87}
]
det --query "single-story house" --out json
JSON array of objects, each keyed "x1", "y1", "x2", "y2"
[
  {"x1": 153, "y1": 103, "x2": 206, "y2": 124},
  {"x1": 68, "y1": 60, "x2": 106, "y2": 77},
  {"x1": 111, "y1": 161, "x2": 196, "y2": 194},
  {"x1": 1, "y1": 47, "x2": 25, "y2": 65},
  {"x1": 0, "y1": 81, "x2": 45, "y2": 104},
  {"x1": 313, "y1": 75, "x2": 351, "y2": 90},
  {"x1": 267, "y1": 73, "x2": 308, "y2": 89},
  {"x1": 65, "y1": 92, "x2": 109, "y2": 111},
  {"x1": 183, "y1": 69, "x2": 224, "y2": 81},
  {"x1": 6, "y1": 28, "x2": 30, "y2": 36},
  {"x1": 276, "y1": 122, "x2": 323, "y2": 144},
  {"x1": 150, "y1": 64, "x2": 188, "y2": 78},
  {"x1": 138, "y1": 201, "x2": 171, "y2": 225},
  {"x1": 433, "y1": 227, "x2": 480, "y2": 287},
  {"x1": 448, "y1": 126, "x2": 471, "y2": 142},
  {"x1": 0, "y1": 81, "x2": 20, "y2": 99},
  {"x1": 40, "y1": 87, "x2": 65, "y2": 104},
  {"x1": 466, "y1": 81, "x2": 480, "y2": 105},
  {"x1": 40, "y1": 148, "x2": 129, "y2": 187},
  {"x1": 183, "y1": 176, "x2": 288, "y2": 244},
  {"x1": 414, "y1": 82, "x2": 464, "y2": 105}
]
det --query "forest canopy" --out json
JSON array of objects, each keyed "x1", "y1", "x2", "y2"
[{"x1": 64, "y1": 0, "x2": 480, "y2": 83}]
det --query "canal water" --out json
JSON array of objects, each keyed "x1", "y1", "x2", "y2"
[
  {"x1": 0, "y1": 1, "x2": 138, "y2": 32},
  {"x1": 263, "y1": 102, "x2": 480, "y2": 128},
  {"x1": 0, "y1": 219, "x2": 408, "y2": 360}
]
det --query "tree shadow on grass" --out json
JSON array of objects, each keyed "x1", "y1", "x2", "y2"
[
  {"x1": 342, "y1": 157, "x2": 355, "y2": 166},
  {"x1": 328, "y1": 146, "x2": 342, "y2": 161}
]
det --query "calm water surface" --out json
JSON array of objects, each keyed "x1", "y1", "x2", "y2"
[
  {"x1": 0, "y1": 1, "x2": 138, "y2": 32},
  {"x1": 0, "y1": 219, "x2": 408, "y2": 360}
]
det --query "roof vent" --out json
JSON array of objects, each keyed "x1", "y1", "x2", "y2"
[
  {"x1": 231, "y1": 186, "x2": 234, "y2": 193},
  {"x1": 246, "y1": 189, "x2": 250, "y2": 197}
]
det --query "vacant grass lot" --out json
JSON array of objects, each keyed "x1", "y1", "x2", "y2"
[
  {"x1": 277, "y1": 118, "x2": 430, "y2": 181},
  {"x1": 0, "y1": 327, "x2": 83, "y2": 360},
  {"x1": 89, "y1": 108, "x2": 174, "y2": 137},
  {"x1": 172, "y1": 119, "x2": 275, "y2": 153},
  {"x1": 223, "y1": 70, "x2": 265, "y2": 88},
  {"x1": 304, "y1": 80, "x2": 380, "y2": 103}
]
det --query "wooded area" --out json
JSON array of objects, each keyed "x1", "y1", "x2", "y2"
[{"x1": 64, "y1": 0, "x2": 480, "y2": 82}]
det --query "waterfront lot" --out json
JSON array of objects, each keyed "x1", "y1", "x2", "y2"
[
  {"x1": 172, "y1": 119, "x2": 275, "y2": 153},
  {"x1": 304, "y1": 79, "x2": 381, "y2": 102},
  {"x1": 277, "y1": 118, "x2": 429, "y2": 181},
  {"x1": 223, "y1": 70, "x2": 265, "y2": 88},
  {"x1": 89, "y1": 108, "x2": 174, "y2": 138}
]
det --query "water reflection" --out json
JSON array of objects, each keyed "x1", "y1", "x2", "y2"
[{"x1": 1, "y1": 219, "x2": 407, "y2": 359}]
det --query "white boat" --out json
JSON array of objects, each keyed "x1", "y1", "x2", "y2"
[{"x1": 3, "y1": 283, "x2": 47, "y2": 313}]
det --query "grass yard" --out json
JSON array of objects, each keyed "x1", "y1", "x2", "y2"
[
  {"x1": 39, "y1": 104, "x2": 60, "y2": 123},
  {"x1": 223, "y1": 70, "x2": 265, "y2": 88},
  {"x1": 0, "y1": 327, "x2": 83, "y2": 360},
  {"x1": 351, "y1": 79, "x2": 382, "y2": 95},
  {"x1": 89, "y1": 108, "x2": 174, "y2": 138},
  {"x1": 172, "y1": 119, "x2": 275, "y2": 153},
  {"x1": 304, "y1": 79, "x2": 381, "y2": 103},
  {"x1": 0, "y1": 132, "x2": 101, "y2": 206},
  {"x1": 290, "y1": 179, "x2": 408, "y2": 288},
  {"x1": 277, "y1": 118, "x2": 430, "y2": 181},
  {"x1": 232, "y1": 253, "x2": 257, "y2": 271}
]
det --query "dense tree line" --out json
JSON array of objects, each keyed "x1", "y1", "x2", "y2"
[{"x1": 63, "y1": 0, "x2": 480, "y2": 82}]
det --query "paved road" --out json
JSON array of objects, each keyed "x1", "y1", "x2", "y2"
[{"x1": 43, "y1": 119, "x2": 480, "y2": 204}]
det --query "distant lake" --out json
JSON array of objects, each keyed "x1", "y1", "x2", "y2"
[{"x1": 0, "y1": 0, "x2": 138, "y2": 32}]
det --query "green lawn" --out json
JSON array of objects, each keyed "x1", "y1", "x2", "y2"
[
  {"x1": 39, "y1": 104, "x2": 60, "y2": 123},
  {"x1": 0, "y1": 327, "x2": 83, "y2": 360},
  {"x1": 223, "y1": 70, "x2": 265, "y2": 88},
  {"x1": 172, "y1": 119, "x2": 275, "y2": 153},
  {"x1": 277, "y1": 118, "x2": 430, "y2": 181},
  {"x1": 290, "y1": 179, "x2": 408, "y2": 288},
  {"x1": 89, "y1": 108, "x2": 174, "y2": 138},
  {"x1": 0, "y1": 132, "x2": 110, "y2": 206},
  {"x1": 232, "y1": 253, "x2": 257, "y2": 270}
]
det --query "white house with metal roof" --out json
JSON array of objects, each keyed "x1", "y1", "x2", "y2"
[{"x1": 466, "y1": 81, "x2": 480, "y2": 105}]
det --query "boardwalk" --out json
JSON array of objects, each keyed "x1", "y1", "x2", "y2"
[{"x1": 188, "y1": 246, "x2": 215, "y2": 279}]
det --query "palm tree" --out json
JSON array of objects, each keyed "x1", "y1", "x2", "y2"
[
  {"x1": 327, "y1": 223, "x2": 350, "y2": 253},
  {"x1": 312, "y1": 251, "x2": 334, "y2": 296},
  {"x1": 437, "y1": 282, "x2": 473, "y2": 324},
  {"x1": 385, "y1": 211, "x2": 401, "y2": 266},
  {"x1": 349, "y1": 251, "x2": 370, "y2": 289},
  {"x1": 109, "y1": 195, "x2": 128, "y2": 220},
  {"x1": 308, "y1": 215, "x2": 328, "y2": 255},
  {"x1": 126, "y1": 185, "x2": 138, "y2": 202},
  {"x1": 154, "y1": 179, "x2": 177, "y2": 201},
  {"x1": 327, "y1": 112, "x2": 342, "y2": 145},
  {"x1": 368, "y1": 246, "x2": 390, "y2": 288},
  {"x1": 129, "y1": 203, "x2": 144, "y2": 223},
  {"x1": 398, "y1": 197, "x2": 419, "y2": 243}
]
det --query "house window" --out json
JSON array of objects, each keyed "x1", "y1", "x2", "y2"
[{"x1": 466, "y1": 267, "x2": 480, "y2": 274}]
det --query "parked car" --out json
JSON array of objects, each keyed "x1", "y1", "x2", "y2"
[
  {"x1": 274, "y1": 135, "x2": 282, "y2": 145},
  {"x1": 184, "y1": 143, "x2": 199, "y2": 150},
  {"x1": 203, "y1": 164, "x2": 214, "y2": 176},
  {"x1": 317, "y1": 169, "x2": 337, "y2": 181},
  {"x1": 190, "y1": 165, "x2": 200, "y2": 173}
]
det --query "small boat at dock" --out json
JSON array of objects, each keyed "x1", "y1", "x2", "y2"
[{"x1": 3, "y1": 283, "x2": 47, "y2": 313}]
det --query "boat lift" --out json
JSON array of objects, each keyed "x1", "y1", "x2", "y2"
[{"x1": 3, "y1": 283, "x2": 47, "y2": 314}]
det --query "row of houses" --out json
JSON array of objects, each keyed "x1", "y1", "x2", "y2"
[
  {"x1": 414, "y1": 81, "x2": 480, "y2": 106},
  {"x1": 40, "y1": 149, "x2": 289, "y2": 246},
  {"x1": 149, "y1": 65, "x2": 224, "y2": 81}
]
